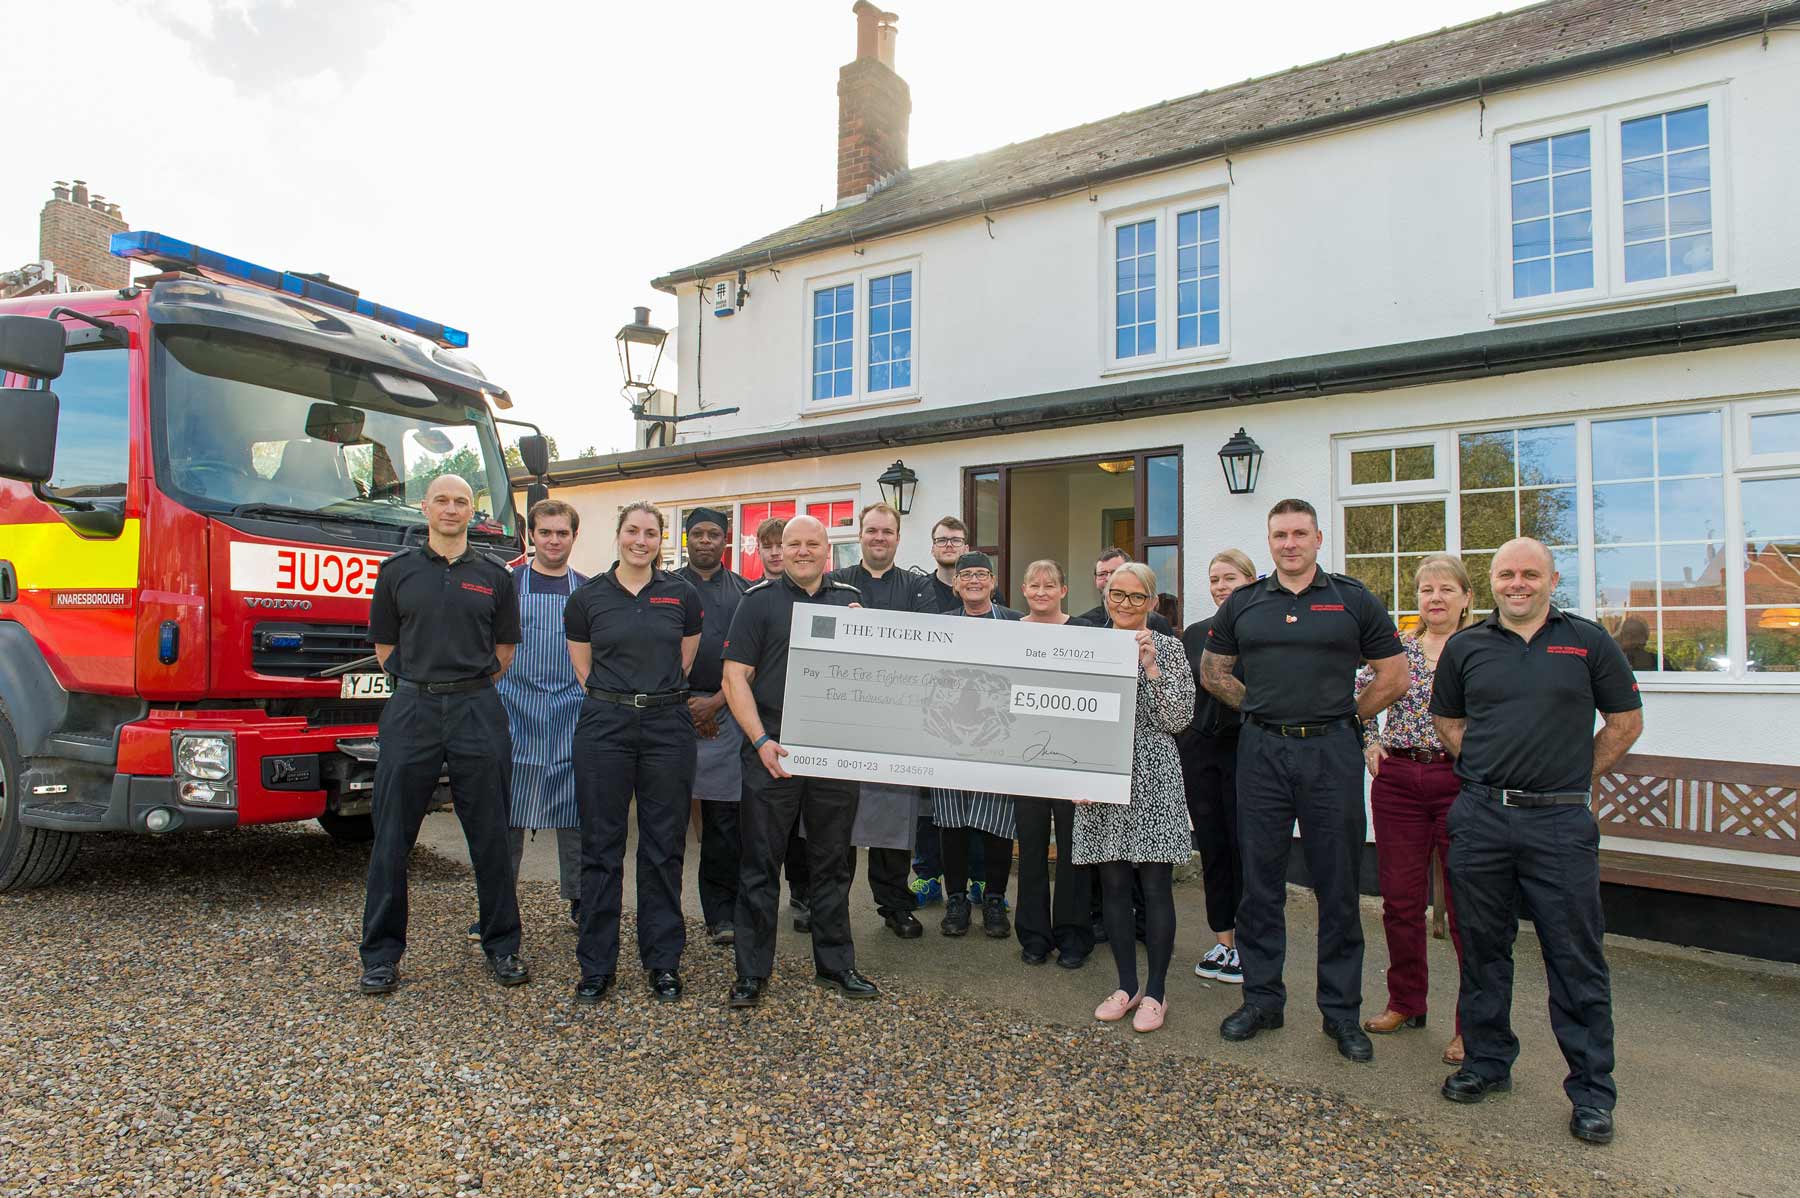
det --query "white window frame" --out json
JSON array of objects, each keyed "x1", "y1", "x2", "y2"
[
  {"x1": 1099, "y1": 190, "x2": 1231, "y2": 374},
  {"x1": 801, "y1": 257, "x2": 922, "y2": 414},
  {"x1": 1491, "y1": 84, "x2": 1731, "y2": 321},
  {"x1": 1332, "y1": 397, "x2": 1798, "y2": 689},
  {"x1": 1335, "y1": 430, "x2": 1450, "y2": 499},
  {"x1": 1732, "y1": 394, "x2": 1800, "y2": 473},
  {"x1": 665, "y1": 491, "x2": 861, "y2": 573}
]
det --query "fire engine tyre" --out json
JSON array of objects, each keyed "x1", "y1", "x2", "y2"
[
  {"x1": 316, "y1": 810, "x2": 376, "y2": 843},
  {"x1": 0, "y1": 706, "x2": 81, "y2": 892}
]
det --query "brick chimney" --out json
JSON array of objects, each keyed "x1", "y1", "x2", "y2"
[
  {"x1": 836, "y1": 2, "x2": 910, "y2": 205},
  {"x1": 39, "y1": 179, "x2": 130, "y2": 290}
]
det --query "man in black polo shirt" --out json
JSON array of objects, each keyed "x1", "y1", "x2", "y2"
[
  {"x1": 828, "y1": 501, "x2": 929, "y2": 941},
  {"x1": 1201, "y1": 498, "x2": 1408, "y2": 1061},
  {"x1": 1431, "y1": 537, "x2": 1643, "y2": 1146},
  {"x1": 359, "y1": 474, "x2": 525, "y2": 995},
  {"x1": 1076, "y1": 547, "x2": 1175, "y2": 634},
  {"x1": 721, "y1": 514, "x2": 874, "y2": 1008},
  {"x1": 675, "y1": 507, "x2": 751, "y2": 946}
]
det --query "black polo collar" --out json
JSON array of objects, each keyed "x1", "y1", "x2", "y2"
[
  {"x1": 1479, "y1": 605, "x2": 1568, "y2": 632},
  {"x1": 422, "y1": 540, "x2": 481, "y2": 565},
  {"x1": 1262, "y1": 566, "x2": 1329, "y2": 594},
  {"x1": 779, "y1": 572, "x2": 831, "y2": 599}
]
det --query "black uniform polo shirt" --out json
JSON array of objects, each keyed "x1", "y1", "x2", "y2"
[
  {"x1": 675, "y1": 563, "x2": 749, "y2": 693},
  {"x1": 1430, "y1": 607, "x2": 1642, "y2": 793},
  {"x1": 828, "y1": 561, "x2": 928, "y2": 613},
  {"x1": 1077, "y1": 605, "x2": 1175, "y2": 635},
  {"x1": 722, "y1": 572, "x2": 861, "y2": 722},
  {"x1": 1207, "y1": 568, "x2": 1402, "y2": 724},
  {"x1": 368, "y1": 543, "x2": 520, "y2": 683},
  {"x1": 564, "y1": 567, "x2": 703, "y2": 695},
  {"x1": 1181, "y1": 616, "x2": 1244, "y2": 741},
  {"x1": 914, "y1": 572, "x2": 961, "y2": 614}
]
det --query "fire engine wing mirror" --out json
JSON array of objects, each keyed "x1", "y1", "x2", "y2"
[
  {"x1": 0, "y1": 315, "x2": 66, "y2": 380},
  {"x1": 517, "y1": 434, "x2": 550, "y2": 477},
  {"x1": 0, "y1": 388, "x2": 58, "y2": 483},
  {"x1": 304, "y1": 402, "x2": 365, "y2": 444}
]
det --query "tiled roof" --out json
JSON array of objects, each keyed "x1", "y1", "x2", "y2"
[{"x1": 653, "y1": 0, "x2": 1793, "y2": 290}]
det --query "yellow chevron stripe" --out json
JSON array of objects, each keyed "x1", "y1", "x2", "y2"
[{"x1": 0, "y1": 518, "x2": 142, "y2": 589}]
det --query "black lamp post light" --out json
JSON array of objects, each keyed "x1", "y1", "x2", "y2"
[
  {"x1": 876, "y1": 460, "x2": 918, "y2": 515},
  {"x1": 615, "y1": 307, "x2": 739, "y2": 436},
  {"x1": 1218, "y1": 427, "x2": 1264, "y2": 495}
]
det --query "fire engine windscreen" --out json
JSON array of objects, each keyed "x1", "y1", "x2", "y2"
[{"x1": 153, "y1": 330, "x2": 517, "y2": 539}]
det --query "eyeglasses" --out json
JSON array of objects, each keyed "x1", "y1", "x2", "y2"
[
  {"x1": 1106, "y1": 589, "x2": 1151, "y2": 608},
  {"x1": 932, "y1": 536, "x2": 968, "y2": 547},
  {"x1": 955, "y1": 570, "x2": 993, "y2": 582}
]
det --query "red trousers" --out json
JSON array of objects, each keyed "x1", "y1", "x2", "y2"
[{"x1": 1370, "y1": 755, "x2": 1464, "y2": 1026}]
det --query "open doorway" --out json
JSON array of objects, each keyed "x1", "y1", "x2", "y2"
[{"x1": 965, "y1": 448, "x2": 1183, "y2": 619}]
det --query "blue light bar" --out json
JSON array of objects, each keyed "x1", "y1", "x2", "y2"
[{"x1": 111, "y1": 230, "x2": 470, "y2": 349}]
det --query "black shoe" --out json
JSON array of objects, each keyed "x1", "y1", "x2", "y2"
[
  {"x1": 1323, "y1": 1018, "x2": 1374, "y2": 1062},
  {"x1": 569, "y1": 900, "x2": 581, "y2": 927},
  {"x1": 466, "y1": 921, "x2": 481, "y2": 943},
  {"x1": 728, "y1": 976, "x2": 765, "y2": 1009},
  {"x1": 1090, "y1": 916, "x2": 1109, "y2": 943},
  {"x1": 814, "y1": 968, "x2": 880, "y2": 999},
  {"x1": 883, "y1": 910, "x2": 924, "y2": 940},
  {"x1": 487, "y1": 953, "x2": 530, "y2": 987},
  {"x1": 707, "y1": 923, "x2": 736, "y2": 946},
  {"x1": 573, "y1": 974, "x2": 614, "y2": 1005},
  {"x1": 1021, "y1": 947, "x2": 1049, "y2": 966},
  {"x1": 981, "y1": 895, "x2": 1011, "y2": 939},
  {"x1": 1220, "y1": 1002, "x2": 1284, "y2": 1041},
  {"x1": 1570, "y1": 1105, "x2": 1615, "y2": 1145},
  {"x1": 648, "y1": 968, "x2": 682, "y2": 1002},
  {"x1": 359, "y1": 963, "x2": 398, "y2": 996},
  {"x1": 1441, "y1": 1068, "x2": 1512, "y2": 1104},
  {"x1": 792, "y1": 902, "x2": 812, "y2": 934},
  {"x1": 1056, "y1": 949, "x2": 1089, "y2": 970},
  {"x1": 940, "y1": 894, "x2": 972, "y2": 936}
]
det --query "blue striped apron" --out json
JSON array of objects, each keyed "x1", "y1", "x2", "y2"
[{"x1": 497, "y1": 567, "x2": 584, "y2": 829}]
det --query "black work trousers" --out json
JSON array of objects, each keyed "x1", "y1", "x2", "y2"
[
  {"x1": 1448, "y1": 785, "x2": 1616, "y2": 1110},
  {"x1": 1180, "y1": 732, "x2": 1243, "y2": 933},
  {"x1": 866, "y1": 846, "x2": 916, "y2": 917},
  {"x1": 697, "y1": 800, "x2": 741, "y2": 929},
  {"x1": 1235, "y1": 720, "x2": 1366, "y2": 1024},
  {"x1": 1014, "y1": 797, "x2": 1094, "y2": 958},
  {"x1": 362, "y1": 685, "x2": 520, "y2": 968},
  {"x1": 735, "y1": 736, "x2": 860, "y2": 979},
  {"x1": 573, "y1": 700, "x2": 695, "y2": 978}
]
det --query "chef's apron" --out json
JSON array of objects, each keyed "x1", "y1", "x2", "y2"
[
  {"x1": 690, "y1": 697, "x2": 743, "y2": 803},
  {"x1": 496, "y1": 567, "x2": 584, "y2": 829}
]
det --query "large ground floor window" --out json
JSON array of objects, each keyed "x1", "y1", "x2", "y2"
[
  {"x1": 1336, "y1": 394, "x2": 1800, "y2": 678},
  {"x1": 657, "y1": 493, "x2": 860, "y2": 578},
  {"x1": 963, "y1": 448, "x2": 1183, "y2": 618}
]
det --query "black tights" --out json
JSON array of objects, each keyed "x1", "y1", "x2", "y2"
[
  {"x1": 941, "y1": 828, "x2": 1013, "y2": 898},
  {"x1": 1098, "y1": 861, "x2": 1175, "y2": 1002}
]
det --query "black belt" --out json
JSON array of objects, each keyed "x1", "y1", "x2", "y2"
[
  {"x1": 1250, "y1": 716, "x2": 1351, "y2": 739},
  {"x1": 396, "y1": 677, "x2": 492, "y2": 695},
  {"x1": 586, "y1": 686, "x2": 689, "y2": 709},
  {"x1": 1466, "y1": 782, "x2": 1591, "y2": 809},
  {"x1": 1388, "y1": 745, "x2": 1451, "y2": 764}
]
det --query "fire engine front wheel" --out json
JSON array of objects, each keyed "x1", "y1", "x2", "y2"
[
  {"x1": 0, "y1": 706, "x2": 81, "y2": 892},
  {"x1": 316, "y1": 810, "x2": 375, "y2": 843}
]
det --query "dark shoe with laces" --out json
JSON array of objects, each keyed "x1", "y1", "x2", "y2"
[
  {"x1": 883, "y1": 910, "x2": 924, "y2": 939},
  {"x1": 1441, "y1": 1068, "x2": 1512, "y2": 1104},
  {"x1": 487, "y1": 953, "x2": 530, "y2": 987},
  {"x1": 940, "y1": 894, "x2": 972, "y2": 936},
  {"x1": 1570, "y1": 1105, "x2": 1615, "y2": 1145},
  {"x1": 359, "y1": 963, "x2": 398, "y2": 996},
  {"x1": 1323, "y1": 1018, "x2": 1374, "y2": 1062},
  {"x1": 1219, "y1": 1002, "x2": 1284, "y2": 1041},
  {"x1": 728, "y1": 976, "x2": 765, "y2": 1009},
  {"x1": 573, "y1": 974, "x2": 614, "y2": 1005},
  {"x1": 647, "y1": 969, "x2": 682, "y2": 1002},
  {"x1": 814, "y1": 968, "x2": 880, "y2": 999},
  {"x1": 981, "y1": 895, "x2": 1011, "y2": 938}
]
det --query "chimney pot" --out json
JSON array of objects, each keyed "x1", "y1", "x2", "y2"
[
  {"x1": 52, "y1": 181, "x2": 70, "y2": 202},
  {"x1": 71, "y1": 180, "x2": 89, "y2": 205},
  {"x1": 90, "y1": 194, "x2": 107, "y2": 211},
  {"x1": 837, "y1": 4, "x2": 909, "y2": 202}
]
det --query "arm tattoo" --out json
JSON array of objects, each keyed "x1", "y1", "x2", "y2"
[{"x1": 1199, "y1": 650, "x2": 1246, "y2": 710}]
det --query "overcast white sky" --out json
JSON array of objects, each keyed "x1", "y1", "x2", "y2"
[{"x1": 6, "y1": 0, "x2": 1534, "y2": 457}]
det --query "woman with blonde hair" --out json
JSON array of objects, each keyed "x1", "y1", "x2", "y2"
[{"x1": 1354, "y1": 552, "x2": 1477, "y2": 1064}]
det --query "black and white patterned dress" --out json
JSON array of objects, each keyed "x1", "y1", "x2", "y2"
[{"x1": 1071, "y1": 632, "x2": 1196, "y2": 866}]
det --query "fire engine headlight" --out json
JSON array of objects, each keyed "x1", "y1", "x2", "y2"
[{"x1": 174, "y1": 734, "x2": 233, "y2": 781}]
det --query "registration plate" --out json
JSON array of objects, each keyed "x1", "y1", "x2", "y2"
[{"x1": 339, "y1": 673, "x2": 394, "y2": 700}]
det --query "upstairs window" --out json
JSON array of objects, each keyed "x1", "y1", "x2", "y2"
[
  {"x1": 1620, "y1": 104, "x2": 1713, "y2": 283},
  {"x1": 811, "y1": 284, "x2": 855, "y2": 401},
  {"x1": 1114, "y1": 219, "x2": 1157, "y2": 359},
  {"x1": 868, "y1": 271, "x2": 913, "y2": 394},
  {"x1": 1103, "y1": 194, "x2": 1229, "y2": 369},
  {"x1": 1175, "y1": 206, "x2": 1222, "y2": 349},
  {"x1": 1509, "y1": 130, "x2": 1593, "y2": 298},
  {"x1": 804, "y1": 260, "x2": 921, "y2": 409}
]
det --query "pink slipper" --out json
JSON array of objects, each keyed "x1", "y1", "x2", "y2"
[
  {"x1": 1094, "y1": 988, "x2": 1144, "y2": 1022},
  {"x1": 1132, "y1": 996, "x2": 1167, "y2": 1033}
]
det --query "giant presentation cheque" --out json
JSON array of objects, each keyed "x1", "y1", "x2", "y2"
[{"x1": 777, "y1": 604, "x2": 1140, "y2": 804}]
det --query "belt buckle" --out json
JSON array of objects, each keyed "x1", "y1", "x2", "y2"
[
  {"x1": 632, "y1": 693, "x2": 650, "y2": 708},
  {"x1": 1501, "y1": 788, "x2": 1525, "y2": 807}
]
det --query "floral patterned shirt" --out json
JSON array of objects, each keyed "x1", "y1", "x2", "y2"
[{"x1": 1355, "y1": 636, "x2": 1444, "y2": 751}]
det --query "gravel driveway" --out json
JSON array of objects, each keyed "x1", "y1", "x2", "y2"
[{"x1": 0, "y1": 826, "x2": 1645, "y2": 1197}]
